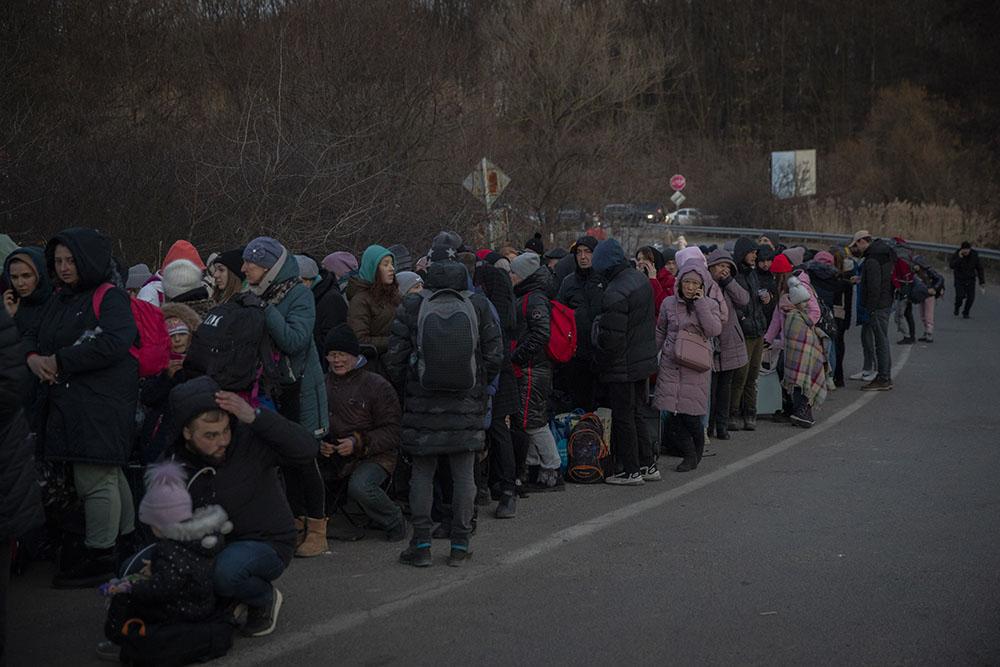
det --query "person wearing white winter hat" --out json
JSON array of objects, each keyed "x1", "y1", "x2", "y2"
[
  {"x1": 782, "y1": 275, "x2": 829, "y2": 429},
  {"x1": 162, "y1": 259, "x2": 206, "y2": 300}
]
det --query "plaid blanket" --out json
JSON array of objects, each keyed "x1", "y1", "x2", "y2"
[{"x1": 782, "y1": 307, "x2": 828, "y2": 406}]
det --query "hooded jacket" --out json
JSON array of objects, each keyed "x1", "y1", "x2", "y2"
[
  {"x1": 653, "y1": 261, "x2": 724, "y2": 416},
  {"x1": 557, "y1": 248, "x2": 604, "y2": 363},
  {"x1": 3, "y1": 247, "x2": 53, "y2": 336},
  {"x1": 263, "y1": 254, "x2": 329, "y2": 438},
  {"x1": 860, "y1": 239, "x2": 897, "y2": 310},
  {"x1": 0, "y1": 309, "x2": 44, "y2": 542},
  {"x1": 383, "y1": 261, "x2": 503, "y2": 456},
  {"x1": 474, "y1": 261, "x2": 521, "y2": 420},
  {"x1": 23, "y1": 228, "x2": 138, "y2": 465},
  {"x1": 731, "y1": 238, "x2": 766, "y2": 339},
  {"x1": 325, "y1": 364, "x2": 401, "y2": 478},
  {"x1": 592, "y1": 240, "x2": 658, "y2": 383},
  {"x1": 948, "y1": 248, "x2": 985, "y2": 285},
  {"x1": 513, "y1": 266, "x2": 553, "y2": 429},
  {"x1": 310, "y1": 271, "x2": 348, "y2": 368},
  {"x1": 706, "y1": 249, "x2": 750, "y2": 372}
]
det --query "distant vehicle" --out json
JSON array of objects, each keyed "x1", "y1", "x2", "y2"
[
  {"x1": 666, "y1": 208, "x2": 718, "y2": 225},
  {"x1": 635, "y1": 202, "x2": 666, "y2": 224},
  {"x1": 556, "y1": 208, "x2": 588, "y2": 228},
  {"x1": 601, "y1": 203, "x2": 638, "y2": 225}
]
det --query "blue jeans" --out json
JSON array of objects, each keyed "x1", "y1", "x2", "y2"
[
  {"x1": 348, "y1": 461, "x2": 403, "y2": 531},
  {"x1": 213, "y1": 540, "x2": 285, "y2": 609}
]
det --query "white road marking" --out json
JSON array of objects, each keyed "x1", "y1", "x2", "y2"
[{"x1": 233, "y1": 346, "x2": 913, "y2": 664}]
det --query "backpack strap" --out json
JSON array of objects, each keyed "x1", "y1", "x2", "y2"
[{"x1": 91, "y1": 282, "x2": 115, "y2": 321}]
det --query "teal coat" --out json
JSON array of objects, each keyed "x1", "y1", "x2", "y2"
[{"x1": 264, "y1": 255, "x2": 328, "y2": 438}]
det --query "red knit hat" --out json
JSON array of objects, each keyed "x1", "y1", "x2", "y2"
[{"x1": 769, "y1": 253, "x2": 794, "y2": 274}]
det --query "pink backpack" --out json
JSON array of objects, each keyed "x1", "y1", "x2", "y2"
[{"x1": 93, "y1": 283, "x2": 171, "y2": 377}]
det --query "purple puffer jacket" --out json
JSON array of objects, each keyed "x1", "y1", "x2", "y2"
[
  {"x1": 653, "y1": 262, "x2": 724, "y2": 416},
  {"x1": 706, "y1": 249, "x2": 750, "y2": 372}
]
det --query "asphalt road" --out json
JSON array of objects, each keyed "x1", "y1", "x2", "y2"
[{"x1": 8, "y1": 292, "x2": 1000, "y2": 666}]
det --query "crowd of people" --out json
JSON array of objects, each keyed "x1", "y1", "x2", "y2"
[{"x1": 0, "y1": 226, "x2": 987, "y2": 664}]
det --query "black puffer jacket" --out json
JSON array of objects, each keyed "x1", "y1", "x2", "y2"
[
  {"x1": 23, "y1": 228, "x2": 138, "y2": 465},
  {"x1": 3, "y1": 246, "x2": 53, "y2": 337},
  {"x1": 0, "y1": 309, "x2": 44, "y2": 541},
  {"x1": 592, "y1": 240, "x2": 658, "y2": 384},
  {"x1": 860, "y1": 239, "x2": 897, "y2": 311},
  {"x1": 733, "y1": 238, "x2": 767, "y2": 338},
  {"x1": 474, "y1": 262, "x2": 520, "y2": 419},
  {"x1": 311, "y1": 271, "x2": 348, "y2": 369},
  {"x1": 513, "y1": 267, "x2": 552, "y2": 429},
  {"x1": 558, "y1": 267, "x2": 604, "y2": 362},
  {"x1": 384, "y1": 261, "x2": 503, "y2": 456}
]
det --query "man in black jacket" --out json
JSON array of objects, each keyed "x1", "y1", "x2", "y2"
[
  {"x1": 166, "y1": 375, "x2": 318, "y2": 637},
  {"x1": 556, "y1": 235, "x2": 603, "y2": 410},
  {"x1": 850, "y1": 230, "x2": 896, "y2": 391},
  {"x1": 0, "y1": 308, "x2": 44, "y2": 664},
  {"x1": 592, "y1": 239, "x2": 659, "y2": 486},
  {"x1": 510, "y1": 252, "x2": 563, "y2": 492},
  {"x1": 949, "y1": 241, "x2": 985, "y2": 319},
  {"x1": 730, "y1": 238, "x2": 770, "y2": 431}
]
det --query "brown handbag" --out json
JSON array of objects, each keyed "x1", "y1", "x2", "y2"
[{"x1": 674, "y1": 301, "x2": 713, "y2": 372}]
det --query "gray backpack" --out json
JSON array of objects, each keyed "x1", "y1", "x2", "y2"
[{"x1": 416, "y1": 288, "x2": 480, "y2": 391}]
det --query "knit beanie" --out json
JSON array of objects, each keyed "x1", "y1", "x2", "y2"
[
  {"x1": 170, "y1": 375, "x2": 223, "y2": 433},
  {"x1": 161, "y1": 240, "x2": 206, "y2": 272},
  {"x1": 139, "y1": 461, "x2": 193, "y2": 531},
  {"x1": 213, "y1": 247, "x2": 247, "y2": 281},
  {"x1": 295, "y1": 255, "x2": 319, "y2": 280},
  {"x1": 757, "y1": 247, "x2": 776, "y2": 262},
  {"x1": 783, "y1": 246, "x2": 806, "y2": 268},
  {"x1": 476, "y1": 249, "x2": 493, "y2": 261},
  {"x1": 814, "y1": 251, "x2": 835, "y2": 267},
  {"x1": 164, "y1": 317, "x2": 190, "y2": 337},
  {"x1": 386, "y1": 244, "x2": 412, "y2": 272},
  {"x1": 769, "y1": 253, "x2": 794, "y2": 274},
  {"x1": 787, "y1": 276, "x2": 812, "y2": 306},
  {"x1": 126, "y1": 264, "x2": 152, "y2": 290},
  {"x1": 432, "y1": 231, "x2": 464, "y2": 253},
  {"x1": 162, "y1": 259, "x2": 205, "y2": 299},
  {"x1": 524, "y1": 232, "x2": 544, "y2": 255},
  {"x1": 396, "y1": 271, "x2": 423, "y2": 296},
  {"x1": 321, "y1": 251, "x2": 358, "y2": 279},
  {"x1": 571, "y1": 235, "x2": 598, "y2": 254},
  {"x1": 324, "y1": 323, "x2": 361, "y2": 356},
  {"x1": 243, "y1": 237, "x2": 285, "y2": 270},
  {"x1": 427, "y1": 244, "x2": 459, "y2": 264},
  {"x1": 510, "y1": 252, "x2": 541, "y2": 280}
]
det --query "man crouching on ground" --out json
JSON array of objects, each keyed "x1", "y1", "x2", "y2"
[{"x1": 165, "y1": 375, "x2": 318, "y2": 637}]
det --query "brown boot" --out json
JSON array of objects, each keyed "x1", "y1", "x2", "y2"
[
  {"x1": 295, "y1": 517, "x2": 328, "y2": 558},
  {"x1": 294, "y1": 516, "x2": 306, "y2": 548}
]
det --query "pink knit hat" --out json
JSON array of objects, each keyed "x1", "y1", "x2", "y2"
[
  {"x1": 814, "y1": 251, "x2": 835, "y2": 266},
  {"x1": 139, "y1": 461, "x2": 193, "y2": 531}
]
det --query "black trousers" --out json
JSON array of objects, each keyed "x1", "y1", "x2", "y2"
[
  {"x1": 0, "y1": 539, "x2": 9, "y2": 666},
  {"x1": 607, "y1": 379, "x2": 654, "y2": 475},
  {"x1": 709, "y1": 369, "x2": 735, "y2": 434},
  {"x1": 488, "y1": 415, "x2": 516, "y2": 494},
  {"x1": 954, "y1": 280, "x2": 976, "y2": 316},
  {"x1": 670, "y1": 413, "x2": 705, "y2": 462},
  {"x1": 277, "y1": 381, "x2": 324, "y2": 518}
]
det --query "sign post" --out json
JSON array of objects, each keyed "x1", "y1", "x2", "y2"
[{"x1": 464, "y1": 158, "x2": 511, "y2": 247}]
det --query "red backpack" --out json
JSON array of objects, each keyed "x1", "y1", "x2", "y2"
[
  {"x1": 520, "y1": 293, "x2": 577, "y2": 364},
  {"x1": 93, "y1": 283, "x2": 171, "y2": 377}
]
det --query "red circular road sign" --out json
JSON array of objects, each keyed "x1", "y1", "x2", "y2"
[{"x1": 670, "y1": 174, "x2": 686, "y2": 191}]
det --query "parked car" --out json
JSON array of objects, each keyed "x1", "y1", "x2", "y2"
[
  {"x1": 601, "y1": 203, "x2": 639, "y2": 225},
  {"x1": 635, "y1": 202, "x2": 666, "y2": 224},
  {"x1": 666, "y1": 208, "x2": 718, "y2": 225}
]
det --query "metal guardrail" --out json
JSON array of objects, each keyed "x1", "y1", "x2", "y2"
[{"x1": 631, "y1": 223, "x2": 1000, "y2": 261}]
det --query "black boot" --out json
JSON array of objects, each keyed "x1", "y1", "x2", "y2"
[
  {"x1": 52, "y1": 547, "x2": 116, "y2": 589},
  {"x1": 494, "y1": 491, "x2": 517, "y2": 519},
  {"x1": 675, "y1": 457, "x2": 698, "y2": 472}
]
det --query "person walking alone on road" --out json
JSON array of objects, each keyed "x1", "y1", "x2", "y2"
[{"x1": 948, "y1": 241, "x2": 985, "y2": 319}]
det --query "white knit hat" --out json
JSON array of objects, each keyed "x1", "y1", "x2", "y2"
[
  {"x1": 162, "y1": 259, "x2": 205, "y2": 299},
  {"x1": 787, "y1": 276, "x2": 812, "y2": 306}
]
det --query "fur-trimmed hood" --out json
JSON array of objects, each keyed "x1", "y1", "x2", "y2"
[{"x1": 160, "y1": 301, "x2": 201, "y2": 333}]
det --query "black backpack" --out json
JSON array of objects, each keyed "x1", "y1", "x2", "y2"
[
  {"x1": 105, "y1": 603, "x2": 234, "y2": 666},
  {"x1": 566, "y1": 413, "x2": 612, "y2": 483},
  {"x1": 415, "y1": 288, "x2": 480, "y2": 392},
  {"x1": 184, "y1": 294, "x2": 289, "y2": 392},
  {"x1": 816, "y1": 299, "x2": 838, "y2": 338}
]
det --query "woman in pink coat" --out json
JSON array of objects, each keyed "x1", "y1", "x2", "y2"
[{"x1": 653, "y1": 260, "x2": 724, "y2": 472}]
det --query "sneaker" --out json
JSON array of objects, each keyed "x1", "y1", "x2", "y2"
[
  {"x1": 675, "y1": 458, "x2": 698, "y2": 473},
  {"x1": 514, "y1": 478, "x2": 529, "y2": 499},
  {"x1": 897, "y1": 337, "x2": 915, "y2": 345},
  {"x1": 605, "y1": 471, "x2": 645, "y2": 486},
  {"x1": 242, "y1": 588, "x2": 283, "y2": 637},
  {"x1": 790, "y1": 413, "x2": 815, "y2": 428},
  {"x1": 861, "y1": 378, "x2": 893, "y2": 391},
  {"x1": 385, "y1": 520, "x2": 408, "y2": 543},
  {"x1": 95, "y1": 640, "x2": 119, "y2": 663},
  {"x1": 398, "y1": 544, "x2": 433, "y2": 567},
  {"x1": 918, "y1": 335, "x2": 934, "y2": 343},
  {"x1": 849, "y1": 370, "x2": 876, "y2": 381},
  {"x1": 640, "y1": 464, "x2": 662, "y2": 482},
  {"x1": 447, "y1": 545, "x2": 472, "y2": 567},
  {"x1": 742, "y1": 416, "x2": 757, "y2": 431},
  {"x1": 494, "y1": 492, "x2": 517, "y2": 519}
]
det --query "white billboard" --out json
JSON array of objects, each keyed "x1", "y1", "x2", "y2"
[{"x1": 771, "y1": 149, "x2": 816, "y2": 199}]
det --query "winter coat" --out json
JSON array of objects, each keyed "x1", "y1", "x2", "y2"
[
  {"x1": 383, "y1": 261, "x2": 503, "y2": 457},
  {"x1": 765, "y1": 272, "x2": 821, "y2": 347},
  {"x1": 705, "y1": 249, "x2": 750, "y2": 372},
  {"x1": 23, "y1": 228, "x2": 138, "y2": 465},
  {"x1": 346, "y1": 277, "x2": 399, "y2": 357},
  {"x1": 3, "y1": 246, "x2": 53, "y2": 337},
  {"x1": 513, "y1": 267, "x2": 553, "y2": 429},
  {"x1": 733, "y1": 239, "x2": 767, "y2": 339},
  {"x1": 474, "y1": 262, "x2": 520, "y2": 419},
  {"x1": 263, "y1": 255, "x2": 328, "y2": 438},
  {"x1": 804, "y1": 260, "x2": 841, "y2": 308},
  {"x1": 860, "y1": 239, "x2": 897, "y2": 310},
  {"x1": 325, "y1": 363, "x2": 401, "y2": 477},
  {"x1": 756, "y1": 267, "x2": 778, "y2": 325},
  {"x1": 557, "y1": 266, "x2": 604, "y2": 362},
  {"x1": 167, "y1": 409, "x2": 318, "y2": 565},
  {"x1": 592, "y1": 242, "x2": 658, "y2": 384},
  {"x1": 311, "y1": 272, "x2": 348, "y2": 360},
  {"x1": 949, "y1": 249, "x2": 985, "y2": 285},
  {"x1": 653, "y1": 263, "x2": 724, "y2": 416},
  {"x1": 0, "y1": 309, "x2": 44, "y2": 541}
]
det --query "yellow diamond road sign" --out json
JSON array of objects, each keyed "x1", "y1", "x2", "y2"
[{"x1": 464, "y1": 158, "x2": 510, "y2": 210}]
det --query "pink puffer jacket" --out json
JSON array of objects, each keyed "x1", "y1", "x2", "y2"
[{"x1": 653, "y1": 262, "x2": 724, "y2": 416}]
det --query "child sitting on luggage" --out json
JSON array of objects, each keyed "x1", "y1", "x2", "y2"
[{"x1": 97, "y1": 462, "x2": 232, "y2": 662}]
